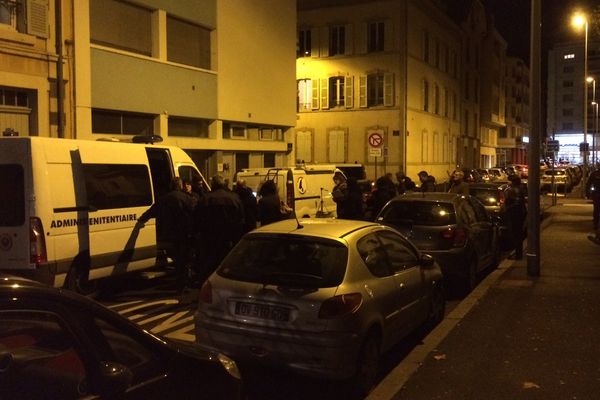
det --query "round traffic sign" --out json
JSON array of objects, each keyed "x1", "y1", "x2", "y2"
[{"x1": 368, "y1": 132, "x2": 384, "y2": 148}]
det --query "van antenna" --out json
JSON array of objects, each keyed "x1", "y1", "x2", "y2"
[{"x1": 293, "y1": 209, "x2": 303, "y2": 229}]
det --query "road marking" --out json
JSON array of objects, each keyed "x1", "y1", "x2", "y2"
[
  {"x1": 150, "y1": 312, "x2": 194, "y2": 334},
  {"x1": 106, "y1": 300, "x2": 143, "y2": 309}
]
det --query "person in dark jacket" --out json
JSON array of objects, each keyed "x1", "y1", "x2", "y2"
[
  {"x1": 366, "y1": 176, "x2": 397, "y2": 221},
  {"x1": 448, "y1": 169, "x2": 470, "y2": 195},
  {"x1": 195, "y1": 175, "x2": 245, "y2": 281},
  {"x1": 138, "y1": 177, "x2": 194, "y2": 293},
  {"x1": 332, "y1": 171, "x2": 349, "y2": 218},
  {"x1": 257, "y1": 180, "x2": 290, "y2": 226},
  {"x1": 504, "y1": 175, "x2": 527, "y2": 259},
  {"x1": 418, "y1": 170, "x2": 436, "y2": 192},
  {"x1": 333, "y1": 172, "x2": 364, "y2": 220},
  {"x1": 234, "y1": 179, "x2": 258, "y2": 234},
  {"x1": 587, "y1": 168, "x2": 600, "y2": 244}
]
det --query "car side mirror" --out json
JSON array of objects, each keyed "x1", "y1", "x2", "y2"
[
  {"x1": 420, "y1": 253, "x2": 435, "y2": 268},
  {"x1": 98, "y1": 361, "x2": 133, "y2": 397}
]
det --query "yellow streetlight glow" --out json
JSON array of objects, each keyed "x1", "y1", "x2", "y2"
[
  {"x1": 571, "y1": 13, "x2": 587, "y2": 30},
  {"x1": 587, "y1": 76, "x2": 594, "y2": 83}
]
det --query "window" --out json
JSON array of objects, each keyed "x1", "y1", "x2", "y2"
[
  {"x1": 0, "y1": 164, "x2": 24, "y2": 226},
  {"x1": 357, "y1": 233, "x2": 391, "y2": 277},
  {"x1": 434, "y1": 84, "x2": 440, "y2": 114},
  {"x1": 375, "y1": 230, "x2": 418, "y2": 272},
  {"x1": 167, "y1": 16, "x2": 211, "y2": 69},
  {"x1": 92, "y1": 109, "x2": 155, "y2": 135},
  {"x1": 434, "y1": 38, "x2": 440, "y2": 68},
  {"x1": 329, "y1": 76, "x2": 345, "y2": 107},
  {"x1": 422, "y1": 79, "x2": 429, "y2": 111},
  {"x1": 0, "y1": 310, "x2": 88, "y2": 399},
  {"x1": 330, "y1": 25, "x2": 345, "y2": 56},
  {"x1": 178, "y1": 165, "x2": 204, "y2": 189},
  {"x1": 264, "y1": 153, "x2": 275, "y2": 168},
  {"x1": 260, "y1": 127, "x2": 282, "y2": 140},
  {"x1": 563, "y1": 80, "x2": 574, "y2": 88},
  {"x1": 563, "y1": 65, "x2": 574, "y2": 73},
  {"x1": 168, "y1": 117, "x2": 210, "y2": 138},
  {"x1": 296, "y1": 130, "x2": 312, "y2": 163},
  {"x1": 222, "y1": 123, "x2": 246, "y2": 139},
  {"x1": 563, "y1": 53, "x2": 575, "y2": 59},
  {"x1": 422, "y1": 131, "x2": 429, "y2": 162},
  {"x1": 464, "y1": 110, "x2": 469, "y2": 135},
  {"x1": 378, "y1": 201, "x2": 456, "y2": 227},
  {"x1": 1, "y1": 87, "x2": 29, "y2": 107},
  {"x1": 90, "y1": 0, "x2": 152, "y2": 56},
  {"x1": 83, "y1": 164, "x2": 152, "y2": 210},
  {"x1": 1, "y1": 0, "x2": 47, "y2": 37},
  {"x1": 298, "y1": 28, "x2": 312, "y2": 57},
  {"x1": 328, "y1": 129, "x2": 346, "y2": 163},
  {"x1": 235, "y1": 153, "x2": 249, "y2": 173},
  {"x1": 452, "y1": 92, "x2": 457, "y2": 120},
  {"x1": 297, "y1": 79, "x2": 313, "y2": 111},
  {"x1": 444, "y1": 87, "x2": 449, "y2": 117},
  {"x1": 422, "y1": 30, "x2": 429, "y2": 62},
  {"x1": 367, "y1": 73, "x2": 384, "y2": 106},
  {"x1": 367, "y1": 21, "x2": 384, "y2": 52}
]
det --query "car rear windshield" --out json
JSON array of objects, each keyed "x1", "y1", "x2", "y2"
[
  {"x1": 545, "y1": 170, "x2": 566, "y2": 176},
  {"x1": 470, "y1": 188, "x2": 501, "y2": 206},
  {"x1": 379, "y1": 201, "x2": 456, "y2": 226},
  {"x1": 218, "y1": 234, "x2": 348, "y2": 288},
  {"x1": 0, "y1": 165, "x2": 25, "y2": 226}
]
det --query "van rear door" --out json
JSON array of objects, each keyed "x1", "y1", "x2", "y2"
[{"x1": 0, "y1": 139, "x2": 31, "y2": 269}]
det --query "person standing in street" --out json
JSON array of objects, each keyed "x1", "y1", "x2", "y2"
[
  {"x1": 138, "y1": 177, "x2": 194, "y2": 294},
  {"x1": 234, "y1": 179, "x2": 258, "y2": 234},
  {"x1": 257, "y1": 180, "x2": 290, "y2": 226},
  {"x1": 587, "y1": 167, "x2": 600, "y2": 244},
  {"x1": 418, "y1": 170, "x2": 437, "y2": 192},
  {"x1": 448, "y1": 169, "x2": 470, "y2": 195},
  {"x1": 195, "y1": 175, "x2": 245, "y2": 282},
  {"x1": 504, "y1": 175, "x2": 527, "y2": 259}
]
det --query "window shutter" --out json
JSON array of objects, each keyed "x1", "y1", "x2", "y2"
[
  {"x1": 311, "y1": 79, "x2": 320, "y2": 110},
  {"x1": 319, "y1": 26, "x2": 329, "y2": 57},
  {"x1": 344, "y1": 76, "x2": 354, "y2": 108},
  {"x1": 383, "y1": 20, "x2": 393, "y2": 52},
  {"x1": 320, "y1": 78, "x2": 329, "y2": 110},
  {"x1": 27, "y1": 0, "x2": 49, "y2": 38},
  {"x1": 310, "y1": 27, "x2": 319, "y2": 58},
  {"x1": 296, "y1": 131, "x2": 313, "y2": 163},
  {"x1": 355, "y1": 22, "x2": 367, "y2": 54},
  {"x1": 383, "y1": 73, "x2": 394, "y2": 106},
  {"x1": 344, "y1": 23, "x2": 353, "y2": 55},
  {"x1": 359, "y1": 75, "x2": 367, "y2": 108},
  {"x1": 328, "y1": 130, "x2": 346, "y2": 163}
]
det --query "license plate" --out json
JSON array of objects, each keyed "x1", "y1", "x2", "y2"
[{"x1": 235, "y1": 302, "x2": 290, "y2": 322}]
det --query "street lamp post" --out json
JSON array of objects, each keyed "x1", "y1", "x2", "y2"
[{"x1": 572, "y1": 12, "x2": 588, "y2": 196}]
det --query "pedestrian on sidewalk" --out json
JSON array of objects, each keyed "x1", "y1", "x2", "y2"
[
  {"x1": 448, "y1": 169, "x2": 470, "y2": 195},
  {"x1": 504, "y1": 175, "x2": 527, "y2": 259},
  {"x1": 586, "y1": 167, "x2": 600, "y2": 245}
]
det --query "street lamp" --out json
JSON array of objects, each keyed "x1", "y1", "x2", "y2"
[{"x1": 571, "y1": 11, "x2": 589, "y2": 195}]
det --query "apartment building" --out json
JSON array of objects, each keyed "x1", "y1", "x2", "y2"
[
  {"x1": 296, "y1": 0, "x2": 461, "y2": 182},
  {"x1": 1, "y1": 0, "x2": 72, "y2": 138},
  {"x1": 2, "y1": 0, "x2": 297, "y2": 183},
  {"x1": 547, "y1": 40, "x2": 600, "y2": 163},
  {"x1": 499, "y1": 56, "x2": 530, "y2": 166}
]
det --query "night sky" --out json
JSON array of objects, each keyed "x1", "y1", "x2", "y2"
[{"x1": 483, "y1": 0, "x2": 597, "y2": 63}]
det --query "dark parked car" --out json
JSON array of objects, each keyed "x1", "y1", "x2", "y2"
[
  {"x1": 0, "y1": 275, "x2": 243, "y2": 400},
  {"x1": 377, "y1": 193, "x2": 500, "y2": 294},
  {"x1": 468, "y1": 183, "x2": 512, "y2": 250}
]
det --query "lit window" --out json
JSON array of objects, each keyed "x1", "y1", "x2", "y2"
[
  {"x1": 329, "y1": 76, "x2": 345, "y2": 107},
  {"x1": 297, "y1": 79, "x2": 312, "y2": 111},
  {"x1": 563, "y1": 54, "x2": 575, "y2": 59}
]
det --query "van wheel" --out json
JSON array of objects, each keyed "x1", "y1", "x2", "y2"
[{"x1": 65, "y1": 266, "x2": 98, "y2": 297}]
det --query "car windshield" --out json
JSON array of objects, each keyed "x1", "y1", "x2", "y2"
[
  {"x1": 379, "y1": 201, "x2": 456, "y2": 226},
  {"x1": 218, "y1": 234, "x2": 348, "y2": 288}
]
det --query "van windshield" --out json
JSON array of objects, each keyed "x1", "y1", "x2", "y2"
[{"x1": 0, "y1": 165, "x2": 25, "y2": 226}]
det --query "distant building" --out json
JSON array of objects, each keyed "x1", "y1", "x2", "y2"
[{"x1": 547, "y1": 40, "x2": 600, "y2": 163}]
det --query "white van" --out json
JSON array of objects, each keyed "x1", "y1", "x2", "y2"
[
  {"x1": 0, "y1": 136, "x2": 207, "y2": 293},
  {"x1": 235, "y1": 164, "x2": 340, "y2": 219}
]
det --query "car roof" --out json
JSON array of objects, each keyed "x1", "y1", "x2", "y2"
[
  {"x1": 390, "y1": 192, "x2": 461, "y2": 203},
  {"x1": 469, "y1": 182, "x2": 504, "y2": 190},
  {"x1": 250, "y1": 218, "x2": 380, "y2": 239}
]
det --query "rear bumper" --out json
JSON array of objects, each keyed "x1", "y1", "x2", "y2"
[
  {"x1": 421, "y1": 248, "x2": 469, "y2": 280},
  {"x1": 194, "y1": 311, "x2": 361, "y2": 379}
]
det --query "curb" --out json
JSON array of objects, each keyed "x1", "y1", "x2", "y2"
[{"x1": 366, "y1": 212, "x2": 555, "y2": 400}]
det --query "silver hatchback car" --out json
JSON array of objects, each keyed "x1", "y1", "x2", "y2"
[{"x1": 194, "y1": 218, "x2": 444, "y2": 394}]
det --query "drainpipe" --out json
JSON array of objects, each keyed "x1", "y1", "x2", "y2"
[{"x1": 55, "y1": 0, "x2": 65, "y2": 138}]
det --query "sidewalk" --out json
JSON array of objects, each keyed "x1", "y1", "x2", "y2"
[{"x1": 369, "y1": 193, "x2": 600, "y2": 399}]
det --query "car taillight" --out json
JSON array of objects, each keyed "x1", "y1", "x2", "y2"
[
  {"x1": 30, "y1": 217, "x2": 47, "y2": 265},
  {"x1": 318, "y1": 293, "x2": 362, "y2": 319},
  {"x1": 441, "y1": 227, "x2": 467, "y2": 247},
  {"x1": 286, "y1": 179, "x2": 295, "y2": 210},
  {"x1": 199, "y1": 280, "x2": 213, "y2": 304}
]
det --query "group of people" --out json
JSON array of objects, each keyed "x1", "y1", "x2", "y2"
[{"x1": 138, "y1": 175, "x2": 291, "y2": 294}]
